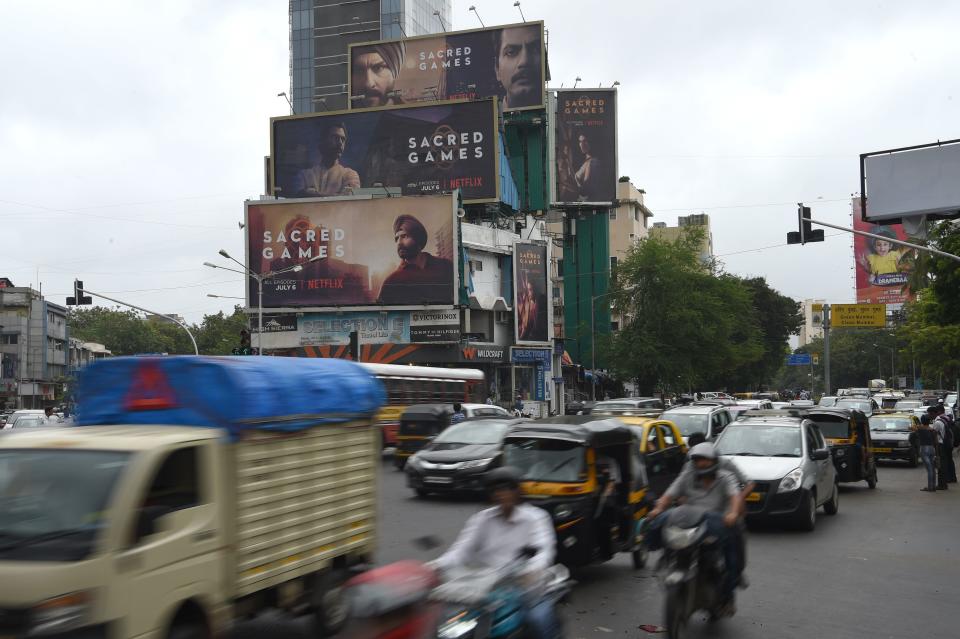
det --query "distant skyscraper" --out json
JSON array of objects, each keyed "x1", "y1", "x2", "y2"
[{"x1": 289, "y1": 0, "x2": 452, "y2": 114}]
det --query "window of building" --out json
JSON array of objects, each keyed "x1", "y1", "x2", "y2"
[
  {"x1": 1, "y1": 334, "x2": 17, "y2": 345},
  {"x1": 470, "y1": 260, "x2": 483, "y2": 273},
  {"x1": 556, "y1": 259, "x2": 564, "y2": 276},
  {"x1": 634, "y1": 210, "x2": 640, "y2": 222},
  {"x1": 609, "y1": 210, "x2": 617, "y2": 220}
]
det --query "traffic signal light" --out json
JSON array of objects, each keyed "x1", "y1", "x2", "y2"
[
  {"x1": 348, "y1": 331, "x2": 359, "y2": 361},
  {"x1": 66, "y1": 280, "x2": 93, "y2": 306},
  {"x1": 787, "y1": 204, "x2": 825, "y2": 245}
]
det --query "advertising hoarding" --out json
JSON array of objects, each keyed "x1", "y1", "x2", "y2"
[
  {"x1": 298, "y1": 309, "x2": 460, "y2": 345},
  {"x1": 852, "y1": 197, "x2": 915, "y2": 308},
  {"x1": 271, "y1": 99, "x2": 499, "y2": 203},
  {"x1": 245, "y1": 195, "x2": 457, "y2": 309},
  {"x1": 861, "y1": 138, "x2": 960, "y2": 222},
  {"x1": 555, "y1": 89, "x2": 618, "y2": 205},
  {"x1": 349, "y1": 22, "x2": 545, "y2": 111},
  {"x1": 513, "y1": 242, "x2": 549, "y2": 344}
]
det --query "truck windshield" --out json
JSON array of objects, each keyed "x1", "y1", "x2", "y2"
[
  {"x1": 503, "y1": 439, "x2": 585, "y2": 483},
  {"x1": 0, "y1": 450, "x2": 130, "y2": 561}
]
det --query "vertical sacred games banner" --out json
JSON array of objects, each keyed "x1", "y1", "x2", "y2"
[
  {"x1": 514, "y1": 242, "x2": 549, "y2": 344},
  {"x1": 246, "y1": 195, "x2": 458, "y2": 309},
  {"x1": 852, "y1": 197, "x2": 916, "y2": 307},
  {"x1": 349, "y1": 22, "x2": 545, "y2": 112},
  {"x1": 555, "y1": 89, "x2": 618, "y2": 205},
  {"x1": 271, "y1": 99, "x2": 498, "y2": 203}
]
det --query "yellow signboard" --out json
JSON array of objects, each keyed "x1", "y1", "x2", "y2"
[
  {"x1": 812, "y1": 303, "x2": 824, "y2": 312},
  {"x1": 812, "y1": 353, "x2": 820, "y2": 365},
  {"x1": 832, "y1": 303, "x2": 886, "y2": 328}
]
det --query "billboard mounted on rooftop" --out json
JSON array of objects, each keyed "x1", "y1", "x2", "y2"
[
  {"x1": 348, "y1": 21, "x2": 545, "y2": 112},
  {"x1": 244, "y1": 193, "x2": 458, "y2": 310},
  {"x1": 860, "y1": 138, "x2": 960, "y2": 223},
  {"x1": 554, "y1": 88, "x2": 618, "y2": 206},
  {"x1": 271, "y1": 99, "x2": 499, "y2": 204}
]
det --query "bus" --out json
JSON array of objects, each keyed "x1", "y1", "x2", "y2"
[{"x1": 360, "y1": 363, "x2": 485, "y2": 448}]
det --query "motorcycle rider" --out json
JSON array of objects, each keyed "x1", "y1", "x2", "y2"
[
  {"x1": 646, "y1": 443, "x2": 744, "y2": 612},
  {"x1": 432, "y1": 467, "x2": 559, "y2": 638}
]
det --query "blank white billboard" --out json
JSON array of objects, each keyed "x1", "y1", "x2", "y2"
[{"x1": 862, "y1": 140, "x2": 960, "y2": 221}]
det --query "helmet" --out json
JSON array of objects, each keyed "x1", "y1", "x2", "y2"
[
  {"x1": 486, "y1": 466, "x2": 522, "y2": 491},
  {"x1": 689, "y1": 443, "x2": 719, "y2": 477}
]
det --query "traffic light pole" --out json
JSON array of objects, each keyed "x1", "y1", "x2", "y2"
[
  {"x1": 808, "y1": 216, "x2": 960, "y2": 262},
  {"x1": 79, "y1": 288, "x2": 199, "y2": 355}
]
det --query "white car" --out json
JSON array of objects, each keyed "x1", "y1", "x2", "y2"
[{"x1": 461, "y1": 404, "x2": 512, "y2": 418}]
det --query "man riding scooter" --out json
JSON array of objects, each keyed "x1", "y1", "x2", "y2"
[
  {"x1": 646, "y1": 443, "x2": 745, "y2": 613},
  {"x1": 432, "y1": 467, "x2": 560, "y2": 638}
]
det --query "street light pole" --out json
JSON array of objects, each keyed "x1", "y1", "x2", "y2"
[
  {"x1": 590, "y1": 284, "x2": 639, "y2": 401},
  {"x1": 204, "y1": 252, "x2": 319, "y2": 356}
]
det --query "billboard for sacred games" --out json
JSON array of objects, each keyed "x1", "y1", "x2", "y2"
[
  {"x1": 271, "y1": 99, "x2": 499, "y2": 203},
  {"x1": 349, "y1": 21, "x2": 545, "y2": 111},
  {"x1": 245, "y1": 194, "x2": 458, "y2": 309},
  {"x1": 514, "y1": 241, "x2": 549, "y2": 344},
  {"x1": 555, "y1": 89, "x2": 618, "y2": 205}
]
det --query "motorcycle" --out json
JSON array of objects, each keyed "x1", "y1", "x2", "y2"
[
  {"x1": 431, "y1": 547, "x2": 570, "y2": 639},
  {"x1": 655, "y1": 505, "x2": 734, "y2": 639}
]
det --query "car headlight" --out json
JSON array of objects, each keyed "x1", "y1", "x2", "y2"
[
  {"x1": 461, "y1": 457, "x2": 494, "y2": 470},
  {"x1": 553, "y1": 503, "x2": 575, "y2": 520},
  {"x1": 898, "y1": 441, "x2": 910, "y2": 448},
  {"x1": 663, "y1": 524, "x2": 703, "y2": 550},
  {"x1": 439, "y1": 616, "x2": 479, "y2": 639},
  {"x1": 30, "y1": 591, "x2": 92, "y2": 636},
  {"x1": 778, "y1": 467, "x2": 803, "y2": 493}
]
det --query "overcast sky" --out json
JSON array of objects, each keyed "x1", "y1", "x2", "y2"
[{"x1": 2, "y1": 0, "x2": 958, "y2": 324}]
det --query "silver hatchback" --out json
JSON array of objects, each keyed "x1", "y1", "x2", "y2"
[{"x1": 714, "y1": 415, "x2": 838, "y2": 531}]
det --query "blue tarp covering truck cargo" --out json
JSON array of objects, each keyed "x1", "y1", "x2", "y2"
[{"x1": 75, "y1": 356, "x2": 385, "y2": 440}]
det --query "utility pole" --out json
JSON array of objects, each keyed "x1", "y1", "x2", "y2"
[{"x1": 823, "y1": 304, "x2": 831, "y2": 396}]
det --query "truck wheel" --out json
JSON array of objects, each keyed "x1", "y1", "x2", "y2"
[{"x1": 313, "y1": 573, "x2": 349, "y2": 637}]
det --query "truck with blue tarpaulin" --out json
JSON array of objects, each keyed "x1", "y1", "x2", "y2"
[{"x1": 0, "y1": 355, "x2": 384, "y2": 638}]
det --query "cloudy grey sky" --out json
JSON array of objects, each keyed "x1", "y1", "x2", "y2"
[{"x1": 2, "y1": 1, "x2": 958, "y2": 322}]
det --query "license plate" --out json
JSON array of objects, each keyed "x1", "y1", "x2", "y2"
[
  {"x1": 873, "y1": 448, "x2": 892, "y2": 453},
  {"x1": 746, "y1": 492, "x2": 762, "y2": 502},
  {"x1": 425, "y1": 476, "x2": 453, "y2": 484}
]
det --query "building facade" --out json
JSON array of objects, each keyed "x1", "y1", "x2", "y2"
[
  {"x1": 798, "y1": 299, "x2": 826, "y2": 347},
  {"x1": 0, "y1": 287, "x2": 69, "y2": 408},
  {"x1": 649, "y1": 213, "x2": 714, "y2": 266},
  {"x1": 289, "y1": 0, "x2": 452, "y2": 114}
]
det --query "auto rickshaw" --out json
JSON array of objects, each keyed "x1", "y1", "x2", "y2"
[
  {"x1": 502, "y1": 416, "x2": 651, "y2": 569},
  {"x1": 807, "y1": 407, "x2": 878, "y2": 488},
  {"x1": 394, "y1": 404, "x2": 453, "y2": 470}
]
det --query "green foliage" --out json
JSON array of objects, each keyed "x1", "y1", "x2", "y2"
[
  {"x1": 604, "y1": 229, "x2": 798, "y2": 394},
  {"x1": 69, "y1": 305, "x2": 250, "y2": 356}
]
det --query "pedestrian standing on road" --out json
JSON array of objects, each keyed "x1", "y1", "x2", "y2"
[
  {"x1": 917, "y1": 415, "x2": 939, "y2": 492},
  {"x1": 928, "y1": 407, "x2": 950, "y2": 490},
  {"x1": 451, "y1": 403, "x2": 466, "y2": 424},
  {"x1": 933, "y1": 405, "x2": 957, "y2": 483}
]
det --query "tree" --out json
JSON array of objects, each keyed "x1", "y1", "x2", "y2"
[
  {"x1": 604, "y1": 229, "x2": 766, "y2": 394},
  {"x1": 69, "y1": 305, "x2": 250, "y2": 356}
]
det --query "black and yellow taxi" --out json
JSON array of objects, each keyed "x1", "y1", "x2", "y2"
[{"x1": 869, "y1": 412, "x2": 920, "y2": 466}]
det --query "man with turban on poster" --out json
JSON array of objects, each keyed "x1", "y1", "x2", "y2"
[
  {"x1": 352, "y1": 42, "x2": 406, "y2": 107},
  {"x1": 378, "y1": 214, "x2": 453, "y2": 304}
]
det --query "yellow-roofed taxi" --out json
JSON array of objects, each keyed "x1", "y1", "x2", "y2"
[{"x1": 502, "y1": 416, "x2": 651, "y2": 569}]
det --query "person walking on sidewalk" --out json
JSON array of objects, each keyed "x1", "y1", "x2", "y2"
[
  {"x1": 917, "y1": 415, "x2": 939, "y2": 492},
  {"x1": 928, "y1": 407, "x2": 950, "y2": 490}
]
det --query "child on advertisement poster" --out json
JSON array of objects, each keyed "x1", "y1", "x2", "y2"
[{"x1": 856, "y1": 226, "x2": 912, "y2": 286}]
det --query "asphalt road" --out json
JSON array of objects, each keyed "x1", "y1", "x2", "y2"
[{"x1": 234, "y1": 451, "x2": 960, "y2": 638}]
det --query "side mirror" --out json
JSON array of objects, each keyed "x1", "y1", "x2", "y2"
[{"x1": 812, "y1": 448, "x2": 831, "y2": 461}]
